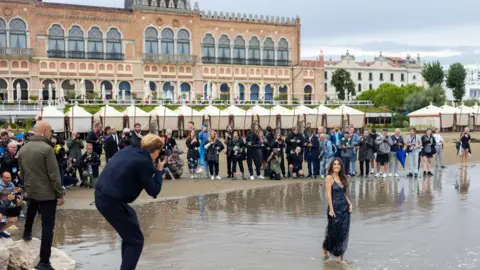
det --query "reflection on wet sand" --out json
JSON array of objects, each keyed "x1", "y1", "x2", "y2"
[{"x1": 20, "y1": 165, "x2": 480, "y2": 269}]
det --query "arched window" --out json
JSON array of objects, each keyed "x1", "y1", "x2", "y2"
[
  {"x1": 88, "y1": 27, "x2": 103, "y2": 59},
  {"x1": 161, "y1": 28, "x2": 174, "y2": 55},
  {"x1": 145, "y1": 27, "x2": 158, "y2": 54},
  {"x1": 0, "y1": 19, "x2": 6, "y2": 48},
  {"x1": 250, "y1": 84, "x2": 259, "y2": 101},
  {"x1": 177, "y1": 29, "x2": 190, "y2": 56},
  {"x1": 248, "y1": 37, "x2": 260, "y2": 65},
  {"x1": 220, "y1": 83, "x2": 230, "y2": 100},
  {"x1": 119, "y1": 81, "x2": 131, "y2": 97},
  {"x1": 277, "y1": 38, "x2": 289, "y2": 66},
  {"x1": 304, "y1": 85, "x2": 312, "y2": 104},
  {"x1": 13, "y1": 79, "x2": 28, "y2": 101},
  {"x1": 218, "y1": 35, "x2": 231, "y2": 64},
  {"x1": 47, "y1": 24, "x2": 65, "y2": 58},
  {"x1": 233, "y1": 36, "x2": 246, "y2": 65},
  {"x1": 181, "y1": 82, "x2": 191, "y2": 99},
  {"x1": 279, "y1": 85, "x2": 288, "y2": 104},
  {"x1": 85, "y1": 80, "x2": 95, "y2": 94},
  {"x1": 61, "y1": 80, "x2": 75, "y2": 99},
  {"x1": 42, "y1": 79, "x2": 56, "y2": 101},
  {"x1": 369, "y1": 84, "x2": 373, "y2": 90},
  {"x1": 163, "y1": 82, "x2": 174, "y2": 100},
  {"x1": 101, "y1": 81, "x2": 113, "y2": 100},
  {"x1": 239, "y1": 83, "x2": 245, "y2": 101},
  {"x1": 263, "y1": 37, "x2": 275, "y2": 66},
  {"x1": 106, "y1": 28, "x2": 123, "y2": 60},
  {"x1": 9, "y1": 19, "x2": 27, "y2": 49},
  {"x1": 202, "y1": 34, "x2": 215, "y2": 64},
  {"x1": 68, "y1": 26, "x2": 85, "y2": 58},
  {"x1": 265, "y1": 84, "x2": 273, "y2": 103},
  {"x1": 0, "y1": 79, "x2": 7, "y2": 101}
]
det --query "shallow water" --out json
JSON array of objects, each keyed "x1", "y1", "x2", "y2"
[{"x1": 33, "y1": 165, "x2": 480, "y2": 269}]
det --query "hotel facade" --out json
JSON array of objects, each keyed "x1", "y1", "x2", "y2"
[{"x1": 0, "y1": 0, "x2": 326, "y2": 104}]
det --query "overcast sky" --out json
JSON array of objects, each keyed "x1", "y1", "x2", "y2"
[{"x1": 44, "y1": 0, "x2": 480, "y2": 65}]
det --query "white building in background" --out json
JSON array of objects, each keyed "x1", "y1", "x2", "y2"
[
  {"x1": 323, "y1": 51, "x2": 425, "y2": 99},
  {"x1": 462, "y1": 64, "x2": 480, "y2": 99}
]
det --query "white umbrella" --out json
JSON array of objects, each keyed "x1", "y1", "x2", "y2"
[
  {"x1": 234, "y1": 81, "x2": 239, "y2": 101},
  {"x1": 16, "y1": 83, "x2": 21, "y2": 103},
  {"x1": 211, "y1": 83, "x2": 217, "y2": 99},
  {"x1": 101, "y1": 84, "x2": 106, "y2": 103},
  {"x1": 122, "y1": 89, "x2": 126, "y2": 102},
  {"x1": 144, "y1": 80, "x2": 151, "y2": 103},
  {"x1": 260, "y1": 81, "x2": 265, "y2": 101},
  {"x1": 207, "y1": 80, "x2": 211, "y2": 100},
  {"x1": 79, "y1": 79, "x2": 86, "y2": 100},
  {"x1": 59, "y1": 87, "x2": 65, "y2": 105},
  {"x1": 48, "y1": 83, "x2": 53, "y2": 105}
]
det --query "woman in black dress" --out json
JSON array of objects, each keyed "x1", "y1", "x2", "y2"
[
  {"x1": 459, "y1": 127, "x2": 471, "y2": 167},
  {"x1": 186, "y1": 130, "x2": 200, "y2": 179},
  {"x1": 323, "y1": 157, "x2": 352, "y2": 264},
  {"x1": 421, "y1": 128, "x2": 436, "y2": 176}
]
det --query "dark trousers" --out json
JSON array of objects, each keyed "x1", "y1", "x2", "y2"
[
  {"x1": 342, "y1": 157, "x2": 351, "y2": 175},
  {"x1": 360, "y1": 160, "x2": 370, "y2": 176},
  {"x1": 232, "y1": 157, "x2": 244, "y2": 173},
  {"x1": 279, "y1": 154, "x2": 286, "y2": 176},
  {"x1": 95, "y1": 193, "x2": 144, "y2": 270},
  {"x1": 307, "y1": 153, "x2": 319, "y2": 176},
  {"x1": 23, "y1": 199, "x2": 57, "y2": 264},
  {"x1": 226, "y1": 154, "x2": 233, "y2": 176},
  {"x1": 62, "y1": 175, "x2": 78, "y2": 187},
  {"x1": 208, "y1": 161, "x2": 219, "y2": 176},
  {"x1": 247, "y1": 151, "x2": 262, "y2": 176}
]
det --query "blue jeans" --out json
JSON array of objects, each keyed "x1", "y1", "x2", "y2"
[
  {"x1": 408, "y1": 149, "x2": 419, "y2": 174},
  {"x1": 350, "y1": 151, "x2": 357, "y2": 174},
  {"x1": 342, "y1": 156, "x2": 351, "y2": 175},
  {"x1": 321, "y1": 157, "x2": 333, "y2": 176},
  {"x1": 307, "y1": 153, "x2": 319, "y2": 176}
]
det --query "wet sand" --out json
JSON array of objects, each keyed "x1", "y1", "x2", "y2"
[
  {"x1": 22, "y1": 163, "x2": 480, "y2": 269},
  {"x1": 62, "y1": 132, "x2": 480, "y2": 210}
]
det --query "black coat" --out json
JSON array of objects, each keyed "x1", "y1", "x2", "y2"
[
  {"x1": 205, "y1": 139, "x2": 225, "y2": 162},
  {"x1": 0, "y1": 151, "x2": 18, "y2": 179},
  {"x1": 103, "y1": 135, "x2": 119, "y2": 160},
  {"x1": 86, "y1": 130, "x2": 103, "y2": 155},
  {"x1": 286, "y1": 132, "x2": 304, "y2": 155},
  {"x1": 81, "y1": 152, "x2": 101, "y2": 177},
  {"x1": 130, "y1": 131, "x2": 145, "y2": 148},
  {"x1": 229, "y1": 138, "x2": 246, "y2": 160},
  {"x1": 186, "y1": 138, "x2": 200, "y2": 160}
]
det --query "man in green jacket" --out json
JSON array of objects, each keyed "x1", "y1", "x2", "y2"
[{"x1": 18, "y1": 120, "x2": 65, "y2": 270}]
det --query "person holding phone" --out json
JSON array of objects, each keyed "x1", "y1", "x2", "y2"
[{"x1": 95, "y1": 134, "x2": 166, "y2": 270}]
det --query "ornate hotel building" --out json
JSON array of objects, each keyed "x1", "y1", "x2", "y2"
[{"x1": 0, "y1": 0, "x2": 326, "y2": 104}]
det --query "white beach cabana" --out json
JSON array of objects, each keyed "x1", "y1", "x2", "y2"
[
  {"x1": 124, "y1": 105, "x2": 151, "y2": 131},
  {"x1": 334, "y1": 105, "x2": 365, "y2": 128},
  {"x1": 94, "y1": 105, "x2": 124, "y2": 130},
  {"x1": 270, "y1": 105, "x2": 294, "y2": 129},
  {"x1": 456, "y1": 104, "x2": 475, "y2": 129},
  {"x1": 292, "y1": 105, "x2": 315, "y2": 127},
  {"x1": 224, "y1": 105, "x2": 250, "y2": 130},
  {"x1": 407, "y1": 104, "x2": 442, "y2": 130},
  {"x1": 201, "y1": 105, "x2": 229, "y2": 130},
  {"x1": 38, "y1": 106, "x2": 65, "y2": 132},
  {"x1": 65, "y1": 105, "x2": 93, "y2": 133},
  {"x1": 470, "y1": 104, "x2": 480, "y2": 130},
  {"x1": 149, "y1": 105, "x2": 178, "y2": 131},
  {"x1": 176, "y1": 105, "x2": 204, "y2": 131},
  {"x1": 247, "y1": 105, "x2": 270, "y2": 128}
]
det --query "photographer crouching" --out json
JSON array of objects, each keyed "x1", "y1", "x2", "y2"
[
  {"x1": 0, "y1": 172, "x2": 24, "y2": 238},
  {"x1": 95, "y1": 134, "x2": 166, "y2": 270},
  {"x1": 266, "y1": 148, "x2": 283, "y2": 180}
]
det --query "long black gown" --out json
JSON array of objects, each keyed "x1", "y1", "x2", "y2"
[{"x1": 323, "y1": 181, "x2": 351, "y2": 257}]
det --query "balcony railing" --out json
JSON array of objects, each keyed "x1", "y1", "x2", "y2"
[
  {"x1": 0, "y1": 48, "x2": 34, "y2": 57},
  {"x1": 248, "y1": 58, "x2": 261, "y2": 65},
  {"x1": 232, "y1": 58, "x2": 246, "y2": 65},
  {"x1": 275, "y1": 60, "x2": 291, "y2": 66},
  {"x1": 87, "y1": 52, "x2": 104, "y2": 60},
  {"x1": 201, "y1": 56, "x2": 216, "y2": 64},
  {"x1": 217, "y1": 57, "x2": 231, "y2": 64},
  {"x1": 106, "y1": 53, "x2": 125, "y2": 61},
  {"x1": 144, "y1": 54, "x2": 198, "y2": 64},
  {"x1": 68, "y1": 51, "x2": 85, "y2": 59},
  {"x1": 47, "y1": 50, "x2": 66, "y2": 58},
  {"x1": 201, "y1": 57, "x2": 291, "y2": 66},
  {"x1": 262, "y1": 59, "x2": 276, "y2": 66}
]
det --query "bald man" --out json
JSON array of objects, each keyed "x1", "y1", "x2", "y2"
[{"x1": 18, "y1": 120, "x2": 64, "y2": 270}]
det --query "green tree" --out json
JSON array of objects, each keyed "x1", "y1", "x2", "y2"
[
  {"x1": 355, "y1": 89, "x2": 376, "y2": 101},
  {"x1": 402, "y1": 84, "x2": 424, "y2": 95},
  {"x1": 446, "y1": 62, "x2": 467, "y2": 102},
  {"x1": 404, "y1": 85, "x2": 446, "y2": 112},
  {"x1": 331, "y1": 69, "x2": 355, "y2": 100},
  {"x1": 372, "y1": 83, "x2": 411, "y2": 111},
  {"x1": 421, "y1": 61, "x2": 445, "y2": 87},
  {"x1": 463, "y1": 99, "x2": 478, "y2": 107}
]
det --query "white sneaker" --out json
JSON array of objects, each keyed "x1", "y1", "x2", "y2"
[
  {"x1": 211, "y1": 176, "x2": 215, "y2": 180},
  {"x1": 216, "y1": 176, "x2": 222, "y2": 180},
  {"x1": 383, "y1": 173, "x2": 387, "y2": 178},
  {"x1": 388, "y1": 173, "x2": 393, "y2": 177},
  {"x1": 191, "y1": 175, "x2": 194, "y2": 179},
  {"x1": 250, "y1": 175, "x2": 255, "y2": 180},
  {"x1": 394, "y1": 173, "x2": 399, "y2": 178},
  {"x1": 370, "y1": 169, "x2": 375, "y2": 174},
  {"x1": 258, "y1": 175, "x2": 265, "y2": 180},
  {"x1": 375, "y1": 173, "x2": 380, "y2": 177},
  {"x1": 196, "y1": 168, "x2": 203, "y2": 173}
]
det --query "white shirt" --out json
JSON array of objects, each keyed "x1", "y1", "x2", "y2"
[{"x1": 432, "y1": 133, "x2": 444, "y2": 146}]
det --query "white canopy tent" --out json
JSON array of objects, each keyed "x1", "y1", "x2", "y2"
[
  {"x1": 65, "y1": 105, "x2": 93, "y2": 133},
  {"x1": 247, "y1": 105, "x2": 270, "y2": 127},
  {"x1": 38, "y1": 106, "x2": 65, "y2": 132},
  {"x1": 470, "y1": 104, "x2": 480, "y2": 127},
  {"x1": 334, "y1": 105, "x2": 365, "y2": 128},
  {"x1": 150, "y1": 105, "x2": 178, "y2": 131},
  {"x1": 124, "y1": 105, "x2": 151, "y2": 131},
  {"x1": 224, "y1": 105, "x2": 250, "y2": 130},
  {"x1": 407, "y1": 104, "x2": 442, "y2": 129},
  {"x1": 94, "y1": 105, "x2": 124, "y2": 130},
  {"x1": 176, "y1": 105, "x2": 204, "y2": 130},
  {"x1": 270, "y1": 105, "x2": 294, "y2": 129},
  {"x1": 314, "y1": 105, "x2": 339, "y2": 128},
  {"x1": 201, "y1": 105, "x2": 229, "y2": 130}
]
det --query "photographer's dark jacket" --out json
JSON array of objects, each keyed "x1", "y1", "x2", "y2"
[
  {"x1": 130, "y1": 131, "x2": 144, "y2": 148},
  {"x1": 86, "y1": 129, "x2": 103, "y2": 155},
  {"x1": 375, "y1": 135, "x2": 393, "y2": 155},
  {"x1": 305, "y1": 135, "x2": 319, "y2": 155},
  {"x1": 81, "y1": 151, "x2": 101, "y2": 177},
  {"x1": 229, "y1": 138, "x2": 246, "y2": 159},
  {"x1": 286, "y1": 132, "x2": 304, "y2": 155},
  {"x1": 0, "y1": 150, "x2": 18, "y2": 179},
  {"x1": 66, "y1": 137, "x2": 84, "y2": 168},
  {"x1": 103, "y1": 135, "x2": 119, "y2": 160},
  {"x1": 246, "y1": 132, "x2": 262, "y2": 154},
  {"x1": 421, "y1": 135, "x2": 436, "y2": 155},
  {"x1": 186, "y1": 138, "x2": 200, "y2": 160},
  {"x1": 205, "y1": 139, "x2": 225, "y2": 162},
  {"x1": 164, "y1": 136, "x2": 177, "y2": 155},
  {"x1": 270, "y1": 139, "x2": 286, "y2": 156}
]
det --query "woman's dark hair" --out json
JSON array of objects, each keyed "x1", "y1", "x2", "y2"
[
  {"x1": 104, "y1": 126, "x2": 111, "y2": 134},
  {"x1": 266, "y1": 126, "x2": 272, "y2": 133},
  {"x1": 327, "y1": 157, "x2": 349, "y2": 189}
]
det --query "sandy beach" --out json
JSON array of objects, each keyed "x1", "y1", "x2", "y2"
[{"x1": 62, "y1": 131, "x2": 480, "y2": 210}]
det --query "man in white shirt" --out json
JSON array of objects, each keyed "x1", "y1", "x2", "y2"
[{"x1": 433, "y1": 128, "x2": 446, "y2": 168}]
